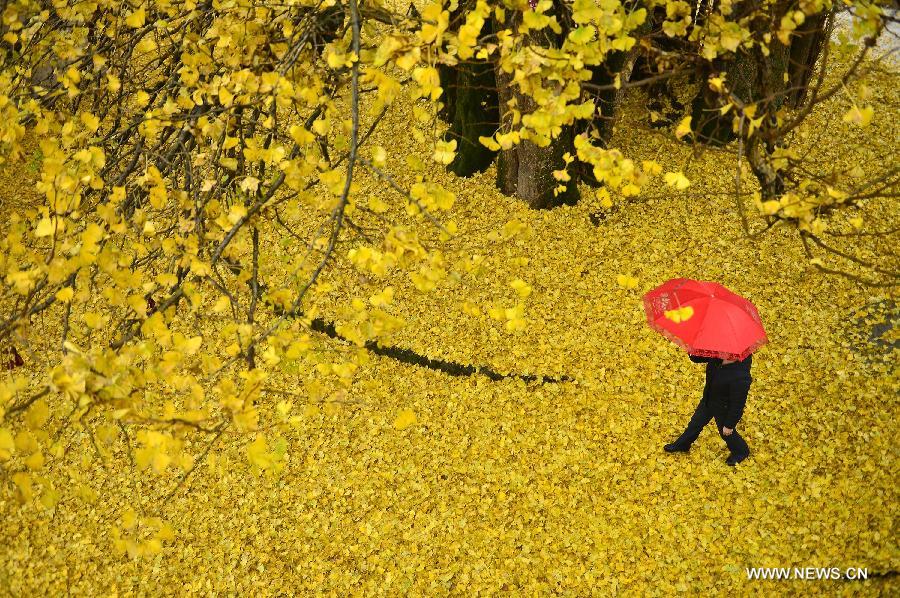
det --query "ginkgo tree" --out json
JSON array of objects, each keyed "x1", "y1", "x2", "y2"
[
  {"x1": 0, "y1": 0, "x2": 895, "y2": 560},
  {"x1": 433, "y1": 0, "x2": 897, "y2": 283},
  {"x1": 0, "y1": 0, "x2": 438, "y2": 551}
]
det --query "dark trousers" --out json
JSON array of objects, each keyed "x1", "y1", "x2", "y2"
[{"x1": 672, "y1": 395, "x2": 750, "y2": 457}]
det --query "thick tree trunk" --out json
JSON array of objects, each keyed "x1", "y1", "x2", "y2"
[
  {"x1": 494, "y1": 57, "x2": 520, "y2": 196},
  {"x1": 746, "y1": 131, "x2": 787, "y2": 200},
  {"x1": 691, "y1": 33, "x2": 791, "y2": 144},
  {"x1": 437, "y1": 2, "x2": 500, "y2": 176},
  {"x1": 437, "y1": 62, "x2": 457, "y2": 123},
  {"x1": 588, "y1": 47, "x2": 646, "y2": 143},
  {"x1": 690, "y1": 2, "x2": 830, "y2": 145},
  {"x1": 493, "y1": 3, "x2": 579, "y2": 208},
  {"x1": 786, "y1": 9, "x2": 833, "y2": 107},
  {"x1": 571, "y1": 47, "x2": 644, "y2": 187},
  {"x1": 436, "y1": 2, "x2": 466, "y2": 123},
  {"x1": 494, "y1": 63, "x2": 580, "y2": 207},
  {"x1": 629, "y1": 7, "x2": 692, "y2": 132},
  {"x1": 575, "y1": 4, "x2": 653, "y2": 186},
  {"x1": 445, "y1": 60, "x2": 499, "y2": 177},
  {"x1": 592, "y1": 3, "x2": 653, "y2": 143},
  {"x1": 443, "y1": 0, "x2": 661, "y2": 207}
]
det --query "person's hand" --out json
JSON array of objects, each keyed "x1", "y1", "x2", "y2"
[{"x1": 722, "y1": 426, "x2": 733, "y2": 436}]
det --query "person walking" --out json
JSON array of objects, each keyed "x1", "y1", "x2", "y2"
[
  {"x1": 663, "y1": 353, "x2": 752, "y2": 465},
  {"x1": 642, "y1": 278, "x2": 767, "y2": 467}
]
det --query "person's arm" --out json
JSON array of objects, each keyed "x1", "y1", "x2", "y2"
[{"x1": 688, "y1": 354, "x2": 713, "y2": 363}]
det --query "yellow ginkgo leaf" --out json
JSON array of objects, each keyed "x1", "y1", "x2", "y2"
[
  {"x1": 642, "y1": 160, "x2": 662, "y2": 176},
  {"x1": 121, "y1": 508, "x2": 138, "y2": 530},
  {"x1": 125, "y1": 7, "x2": 146, "y2": 28},
  {"x1": 395, "y1": 49, "x2": 420, "y2": 71},
  {"x1": 219, "y1": 87, "x2": 234, "y2": 107},
  {"x1": 461, "y1": 301, "x2": 481, "y2": 316},
  {"x1": 509, "y1": 279, "x2": 532, "y2": 299},
  {"x1": 675, "y1": 116, "x2": 692, "y2": 139},
  {"x1": 664, "y1": 305, "x2": 695, "y2": 323},
  {"x1": 433, "y1": 139, "x2": 457, "y2": 165},
  {"x1": 80, "y1": 112, "x2": 100, "y2": 132},
  {"x1": 842, "y1": 105, "x2": 873, "y2": 127},
  {"x1": 479, "y1": 135, "x2": 501, "y2": 151},
  {"x1": 25, "y1": 451, "x2": 45, "y2": 471},
  {"x1": 54, "y1": 287, "x2": 74, "y2": 303},
  {"x1": 247, "y1": 435, "x2": 272, "y2": 470},
  {"x1": 0, "y1": 429, "x2": 14, "y2": 461},
  {"x1": 12, "y1": 472, "x2": 33, "y2": 503},
  {"x1": 371, "y1": 146, "x2": 387, "y2": 168},
  {"x1": 664, "y1": 171, "x2": 691, "y2": 190},
  {"x1": 35, "y1": 217, "x2": 55, "y2": 237},
  {"x1": 616, "y1": 274, "x2": 638, "y2": 289},
  {"x1": 370, "y1": 286, "x2": 394, "y2": 307},
  {"x1": 760, "y1": 200, "x2": 781, "y2": 215},
  {"x1": 496, "y1": 131, "x2": 520, "y2": 150},
  {"x1": 227, "y1": 204, "x2": 247, "y2": 225},
  {"x1": 25, "y1": 399, "x2": 50, "y2": 430},
  {"x1": 393, "y1": 409, "x2": 417, "y2": 430},
  {"x1": 210, "y1": 295, "x2": 230, "y2": 314}
]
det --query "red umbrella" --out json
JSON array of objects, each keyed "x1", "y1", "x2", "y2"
[{"x1": 642, "y1": 278, "x2": 768, "y2": 361}]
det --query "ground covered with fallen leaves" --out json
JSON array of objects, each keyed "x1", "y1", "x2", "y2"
[{"x1": 2, "y1": 25, "x2": 899, "y2": 598}]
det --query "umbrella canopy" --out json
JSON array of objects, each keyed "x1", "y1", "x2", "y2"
[{"x1": 643, "y1": 278, "x2": 768, "y2": 361}]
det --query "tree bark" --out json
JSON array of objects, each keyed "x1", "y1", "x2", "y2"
[
  {"x1": 436, "y1": 2, "x2": 500, "y2": 177},
  {"x1": 443, "y1": 19, "x2": 500, "y2": 176},
  {"x1": 690, "y1": 16, "x2": 791, "y2": 144},
  {"x1": 495, "y1": 60, "x2": 579, "y2": 207},
  {"x1": 494, "y1": 56, "x2": 520, "y2": 196},
  {"x1": 494, "y1": 3, "x2": 579, "y2": 208},
  {"x1": 437, "y1": 62, "x2": 457, "y2": 123},
  {"x1": 576, "y1": 4, "x2": 653, "y2": 185},
  {"x1": 785, "y1": 9, "x2": 833, "y2": 107},
  {"x1": 689, "y1": 1, "x2": 831, "y2": 145}
]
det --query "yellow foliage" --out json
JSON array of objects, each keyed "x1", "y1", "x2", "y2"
[
  {"x1": 0, "y1": 0, "x2": 895, "y2": 594},
  {"x1": 664, "y1": 171, "x2": 691, "y2": 190},
  {"x1": 664, "y1": 305, "x2": 695, "y2": 323},
  {"x1": 393, "y1": 408, "x2": 416, "y2": 430}
]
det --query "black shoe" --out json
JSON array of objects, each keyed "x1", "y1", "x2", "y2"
[
  {"x1": 664, "y1": 442, "x2": 689, "y2": 453},
  {"x1": 726, "y1": 452, "x2": 749, "y2": 466}
]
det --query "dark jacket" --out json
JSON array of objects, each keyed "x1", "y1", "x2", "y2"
[{"x1": 689, "y1": 353, "x2": 753, "y2": 428}]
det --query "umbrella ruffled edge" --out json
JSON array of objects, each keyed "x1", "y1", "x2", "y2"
[{"x1": 642, "y1": 294, "x2": 768, "y2": 361}]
